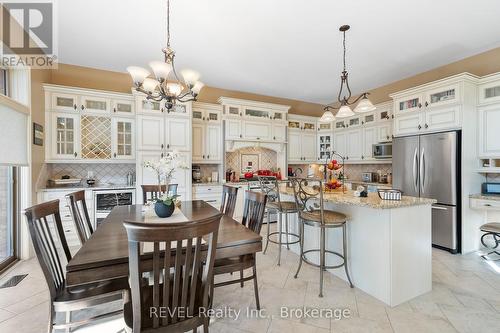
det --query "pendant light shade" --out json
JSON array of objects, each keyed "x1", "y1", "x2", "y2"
[
  {"x1": 354, "y1": 94, "x2": 376, "y2": 113},
  {"x1": 319, "y1": 110, "x2": 335, "y2": 122},
  {"x1": 149, "y1": 61, "x2": 173, "y2": 81},
  {"x1": 127, "y1": 66, "x2": 150, "y2": 85},
  {"x1": 336, "y1": 105, "x2": 355, "y2": 118},
  {"x1": 142, "y1": 78, "x2": 160, "y2": 94}
]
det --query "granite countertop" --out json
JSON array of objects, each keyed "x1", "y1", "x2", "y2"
[
  {"x1": 278, "y1": 185, "x2": 436, "y2": 209},
  {"x1": 346, "y1": 180, "x2": 393, "y2": 187},
  {"x1": 192, "y1": 182, "x2": 224, "y2": 187},
  {"x1": 38, "y1": 184, "x2": 136, "y2": 192},
  {"x1": 469, "y1": 193, "x2": 500, "y2": 201}
]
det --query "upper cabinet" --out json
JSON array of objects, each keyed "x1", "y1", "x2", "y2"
[
  {"x1": 192, "y1": 102, "x2": 222, "y2": 164},
  {"x1": 45, "y1": 85, "x2": 136, "y2": 162},
  {"x1": 478, "y1": 73, "x2": 500, "y2": 105},
  {"x1": 390, "y1": 73, "x2": 478, "y2": 137},
  {"x1": 219, "y1": 97, "x2": 290, "y2": 142}
]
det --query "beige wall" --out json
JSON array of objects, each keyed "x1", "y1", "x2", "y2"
[{"x1": 30, "y1": 47, "x2": 500, "y2": 194}]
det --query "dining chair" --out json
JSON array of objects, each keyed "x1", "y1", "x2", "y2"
[
  {"x1": 290, "y1": 177, "x2": 354, "y2": 297},
  {"x1": 24, "y1": 199, "x2": 128, "y2": 332},
  {"x1": 257, "y1": 175, "x2": 299, "y2": 266},
  {"x1": 123, "y1": 213, "x2": 222, "y2": 333},
  {"x1": 219, "y1": 185, "x2": 239, "y2": 218},
  {"x1": 141, "y1": 184, "x2": 179, "y2": 204},
  {"x1": 212, "y1": 190, "x2": 267, "y2": 310},
  {"x1": 66, "y1": 190, "x2": 93, "y2": 244}
]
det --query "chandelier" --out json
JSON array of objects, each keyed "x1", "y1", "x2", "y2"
[
  {"x1": 320, "y1": 25, "x2": 375, "y2": 122},
  {"x1": 127, "y1": 0, "x2": 204, "y2": 110}
]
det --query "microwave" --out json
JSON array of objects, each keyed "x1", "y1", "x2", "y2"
[
  {"x1": 482, "y1": 182, "x2": 500, "y2": 195},
  {"x1": 372, "y1": 142, "x2": 392, "y2": 159}
]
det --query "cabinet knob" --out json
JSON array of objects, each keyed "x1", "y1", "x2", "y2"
[
  {"x1": 386, "y1": 135, "x2": 390, "y2": 140},
  {"x1": 362, "y1": 121, "x2": 365, "y2": 125},
  {"x1": 425, "y1": 123, "x2": 429, "y2": 129},
  {"x1": 161, "y1": 153, "x2": 164, "y2": 158},
  {"x1": 207, "y1": 155, "x2": 210, "y2": 159},
  {"x1": 239, "y1": 113, "x2": 242, "y2": 116},
  {"x1": 257, "y1": 137, "x2": 260, "y2": 140},
  {"x1": 73, "y1": 104, "x2": 77, "y2": 110},
  {"x1": 418, "y1": 103, "x2": 422, "y2": 108},
  {"x1": 273, "y1": 136, "x2": 276, "y2": 140},
  {"x1": 114, "y1": 153, "x2": 117, "y2": 158},
  {"x1": 418, "y1": 125, "x2": 422, "y2": 130},
  {"x1": 239, "y1": 134, "x2": 242, "y2": 138},
  {"x1": 202, "y1": 117, "x2": 205, "y2": 120},
  {"x1": 425, "y1": 101, "x2": 429, "y2": 107},
  {"x1": 167, "y1": 144, "x2": 170, "y2": 149},
  {"x1": 81, "y1": 105, "x2": 85, "y2": 110},
  {"x1": 113, "y1": 107, "x2": 116, "y2": 113},
  {"x1": 202, "y1": 155, "x2": 205, "y2": 159},
  {"x1": 161, "y1": 144, "x2": 164, "y2": 149},
  {"x1": 361, "y1": 155, "x2": 364, "y2": 159},
  {"x1": 74, "y1": 152, "x2": 77, "y2": 157}
]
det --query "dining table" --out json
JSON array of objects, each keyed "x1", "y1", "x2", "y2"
[{"x1": 65, "y1": 200, "x2": 262, "y2": 287}]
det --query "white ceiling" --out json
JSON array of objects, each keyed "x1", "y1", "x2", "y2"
[{"x1": 58, "y1": 0, "x2": 500, "y2": 104}]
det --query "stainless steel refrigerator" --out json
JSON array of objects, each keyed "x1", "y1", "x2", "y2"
[{"x1": 393, "y1": 131, "x2": 460, "y2": 253}]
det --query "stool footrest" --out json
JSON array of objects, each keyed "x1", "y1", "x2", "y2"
[
  {"x1": 266, "y1": 231, "x2": 300, "y2": 246},
  {"x1": 300, "y1": 249, "x2": 346, "y2": 269}
]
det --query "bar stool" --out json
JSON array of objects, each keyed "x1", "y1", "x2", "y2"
[
  {"x1": 480, "y1": 222, "x2": 500, "y2": 260},
  {"x1": 257, "y1": 176, "x2": 300, "y2": 265},
  {"x1": 290, "y1": 177, "x2": 353, "y2": 297}
]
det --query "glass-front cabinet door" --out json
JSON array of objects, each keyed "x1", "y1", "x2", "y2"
[
  {"x1": 81, "y1": 96, "x2": 110, "y2": 113},
  {"x1": 288, "y1": 120, "x2": 300, "y2": 130},
  {"x1": 318, "y1": 134, "x2": 332, "y2": 161},
  {"x1": 318, "y1": 122, "x2": 332, "y2": 131},
  {"x1": 80, "y1": 115, "x2": 112, "y2": 159},
  {"x1": 112, "y1": 99, "x2": 134, "y2": 115},
  {"x1": 244, "y1": 107, "x2": 270, "y2": 119},
  {"x1": 51, "y1": 93, "x2": 79, "y2": 112},
  {"x1": 139, "y1": 98, "x2": 163, "y2": 114},
  {"x1": 335, "y1": 120, "x2": 346, "y2": 129},
  {"x1": 192, "y1": 109, "x2": 204, "y2": 122},
  {"x1": 361, "y1": 113, "x2": 375, "y2": 126},
  {"x1": 377, "y1": 107, "x2": 393, "y2": 121},
  {"x1": 302, "y1": 121, "x2": 316, "y2": 131},
  {"x1": 272, "y1": 111, "x2": 285, "y2": 122},
  {"x1": 167, "y1": 103, "x2": 188, "y2": 116},
  {"x1": 395, "y1": 93, "x2": 423, "y2": 114},
  {"x1": 206, "y1": 110, "x2": 220, "y2": 122},
  {"x1": 225, "y1": 105, "x2": 241, "y2": 117},
  {"x1": 51, "y1": 113, "x2": 79, "y2": 159},
  {"x1": 426, "y1": 84, "x2": 459, "y2": 107},
  {"x1": 113, "y1": 118, "x2": 134, "y2": 159},
  {"x1": 348, "y1": 117, "x2": 360, "y2": 128}
]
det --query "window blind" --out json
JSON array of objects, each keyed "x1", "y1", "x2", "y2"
[{"x1": 0, "y1": 94, "x2": 29, "y2": 166}]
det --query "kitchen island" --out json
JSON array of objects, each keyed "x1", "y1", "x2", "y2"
[{"x1": 278, "y1": 186, "x2": 436, "y2": 307}]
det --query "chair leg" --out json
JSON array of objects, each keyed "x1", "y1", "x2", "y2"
[
  {"x1": 343, "y1": 224, "x2": 354, "y2": 288},
  {"x1": 285, "y1": 212, "x2": 290, "y2": 250},
  {"x1": 209, "y1": 276, "x2": 215, "y2": 309},
  {"x1": 240, "y1": 269, "x2": 244, "y2": 288},
  {"x1": 263, "y1": 209, "x2": 271, "y2": 254},
  {"x1": 294, "y1": 220, "x2": 304, "y2": 279},
  {"x1": 65, "y1": 311, "x2": 72, "y2": 333},
  {"x1": 252, "y1": 261, "x2": 261, "y2": 310},
  {"x1": 278, "y1": 212, "x2": 283, "y2": 266},
  {"x1": 319, "y1": 227, "x2": 325, "y2": 298}
]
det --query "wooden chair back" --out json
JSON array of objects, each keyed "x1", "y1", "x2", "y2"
[
  {"x1": 141, "y1": 184, "x2": 179, "y2": 204},
  {"x1": 124, "y1": 214, "x2": 222, "y2": 332},
  {"x1": 66, "y1": 190, "x2": 93, "y2": 244},
  {"x1": 220, "y1": 185, "x2": 238, "y2": 217},
  {"x1": 24, "y1": 200, "x2": 72, "y2": 302},
  {"x1": 290, "y1": 177, "x2": 326, "y2": 224},
  {"x1": 241, "y1": 190, "x2": 268, "y2": 234}
]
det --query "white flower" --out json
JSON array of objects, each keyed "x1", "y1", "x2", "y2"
[{"x1": 143, "y1": 151, "x2": 189, "y2": 185}]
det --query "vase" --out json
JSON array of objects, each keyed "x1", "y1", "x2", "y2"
[{"x1": 154, "y1": 202, "x2": 175, "y2": 218}]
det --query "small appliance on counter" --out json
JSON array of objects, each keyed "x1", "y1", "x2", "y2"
[
  {"x1": 86, "y1": 171, "x2": 96, "y2": 186},
  {"x1": 361, "y1": 172, "x2": 379, "y2": 183},
  {"x1": 192, "y1": 165, "x2": 202, "y2": 183},
  {"x1": 482, "y1": 182, "x2": 500, "y2": 195}
]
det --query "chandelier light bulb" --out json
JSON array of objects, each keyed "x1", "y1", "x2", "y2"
[
  {"x1": 167, "y1": 82, "x2": 183, "y2": 96},
  {"x1": 319, "y1": 110, "x2": 336, "y2": 122},
  {"x1": 126, "y1": 66, "x2": 150, "y2": 85},
  {"x1": 336, "y1": 105, "x2": 355, "y2": 118}
]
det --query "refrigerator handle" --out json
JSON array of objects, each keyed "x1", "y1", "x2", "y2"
[
  {"x1": 412, "y1": 147, "x2": 419, "y2": 193},
  {"x1": 420, "y1": 148, "x2": 425, "y2": 194}
]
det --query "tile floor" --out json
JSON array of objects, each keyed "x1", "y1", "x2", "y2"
[{"x1": 1, "y1": 227, "x2": 500, "y2": 333}]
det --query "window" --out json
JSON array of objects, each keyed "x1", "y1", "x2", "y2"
[
  {"x1": 0, "y1": 69, "x2": 7, "y2": 96},
  {"x1": 0, "y1": 166, "x2": 16, "y2": 271}
]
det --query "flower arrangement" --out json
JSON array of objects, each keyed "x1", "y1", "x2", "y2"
[{"x1": 144, "y1": 151, "x2": 189, "y2": 186}]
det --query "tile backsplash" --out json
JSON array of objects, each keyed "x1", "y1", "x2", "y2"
[
  {"x1": 343, "y1": 164, "x2": 392, "y2": 182},
  {"x1": 226, "y1": 147, "x2": 277, "y2": 174},
  {"x1": 46, "y1": 163, "x2": 135, "y2": 186}
]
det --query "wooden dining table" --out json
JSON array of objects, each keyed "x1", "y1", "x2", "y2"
[{"x1": 65, "y1": 200, "x2": 262, "y2": 287}]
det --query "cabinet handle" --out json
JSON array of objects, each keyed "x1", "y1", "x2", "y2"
[
  {"x1": 362, "y1": 121, "x2": 365, "y2": 125},
  {"x1": 361, "y1": 155, "x2": 364, "y2": 159},
  {"x1": 161, "y1": 108, "x2": 164, "y2": 113},
  {"x1": 346, "y1": 156, "x2": 349, "y2": 160},
  {"x1": 167, "y1": 144, "x2": 170, "y2": 149},
  {"x1": 425, "y1": 123, "x2": 429, "y2": 129},
  {"x1": 81, "y1": 105, "x2": 85, "y2": 110},
  {"x1": 202, "y1": 155, "x2": 205, "y2": 159},
  {"x1": 386, "y1": 135, "x2": 390, "y2": 140},
  {"x1": 114, "y1": 153, "x2": 117, "y2": 158},
  {"x1": 161, "y1": 153, "x2": 164, "y2": 158},
  {"x1": 273, "y1": 136, "x2": 276, "y2": 140},
  {"x1": 73, "y1": 104, "x2": 77, "y2": 110},
  {"x1": 418, "y1": 103, "x2": 422, "y2": 108},
  {"x1": 239, "y1": 134, "x2": 242, "y2": 138},
  {"x1": 484, "y1": 204, "x2": 492, "y2": 207},
  {"x1": 74, "y1": 152, "x2": 77, "y2": 157},
  {"x1": 239, "y1": 113, "x2": 242, "y2": 116},
  {"x1": 207, "y1": 155, "x2": 210, "y2": 159},
  {"x1": 418, "y1": 125, "x2": 422, "y2": 130},
  {"x1": 161, "y1": 144, "x2": 164, "y2": 149},
  {"x1": 257, "y1": 137, "x2": 260, "y2": 140},
  {"x1": 113, "y1": 107, "x2": 116, "y2": 113},
  {"x1": 385, "y1": 115, "x2": 390, "y2": 120},
  {"x1": 425, "y1": 102, "x2": 429, "y2": 107},
  {"x1": 392, "y1": 114, "x2": 394, "y2": 119}
]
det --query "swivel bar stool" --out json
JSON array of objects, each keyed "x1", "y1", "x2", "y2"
[
  {"x1": 290, "y1": 177, "x2": 354, "y2": 297},
  {"x1": 258, "y1": 176, "x2": 299, "y2": 265}
]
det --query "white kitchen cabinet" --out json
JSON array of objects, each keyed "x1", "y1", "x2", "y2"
[
  {"x1": 206, "y1": 125, "x2": 222, "y2": 162},
  {"x1": 192, "y1": 185, "x2": 223, "y2": 209},
  {"x1": 317, "y1": 132, "x2": 333, "y2": 162},
  {"x1": 424, "y1": 106, "x2": 461, "y2": 132},
  {"x1": 362, "y1": 127, "x2": 377, "y2": 161},
  {"x1": 112, "y1": 99, "x2": 135, "y2": 116},
  {"x1": 243, "y1": 121, "x2": 272, "y2": 140},
  {"x1": 478, "y1": 104, "x2": 500, "y2": 157},
  {"x1": 377, "y1": 123, "x2": 393, "y2": 142},
  {"x1": 288, "y1": 132, "x2": 302, "y2": 162},
  {"x1": 192, "y1": 124, "x2": 205, "y2": 162},
  {"x1": 347, "y1": 116, "x2": 361, "y2": 128},
  {"x1": 479, "y1": 78, "x2": 500, "y2": 105},
  {"x1": 112, "y1": 118, "x2": 135, "y2": 159},
  {"x1": 166, "y1": 117, "x2": 191, "y2": 151},
  {"x1": 346, "y1": 129, "x2": 362, "y2": 161},
  {"x1": 333, "y1": 132, "x2": 347, "y2": 158},
  {"x1": 425, "y1": 84, "x2": 460, "y2": 108},
  {"x1": 302, "y1": 133, "x2": 317, "y2": 162},
  {"x1": 136, "y1": 97, "x2": 164, "y2": 115},
  {"x1": 272, "y1": 123, "x2": 287, "y2": 142},
  {"x1": 49, "y1": 112, "x2": 80, "y2": 160},
  {"x1": 170, "y1": 151, "x2": 191, "y2": 196},
  {"x1": 394, "y1": 93, "x2": 424, "y2": 116},
  {"x1": 81, "y1": 96, "x2": 110, "y2": 114},
  {"x1": 225, "y1": 119, "x2": 242, "y2": 140},
  {"x1": 394, "y1": 113, "x2": 425, "y2": 136},
  {"x1": 51, "y1": 92, "x2": 79, "y2": 112},
  {"x1": 137, "y1": 115, "x2": 165, "y2": 151}
]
